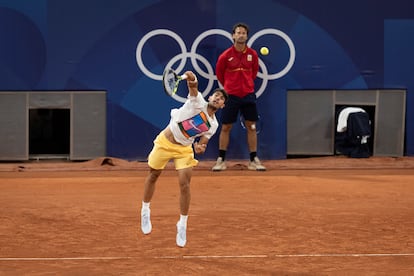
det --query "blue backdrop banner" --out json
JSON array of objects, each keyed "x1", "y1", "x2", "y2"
[{"x1": 0, "y1": 0, "x2": 413, "y2": 160}]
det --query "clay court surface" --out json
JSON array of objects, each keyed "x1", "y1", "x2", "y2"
[{"x1": 1, "y1": 156, "x2": 414, "y2": 275}]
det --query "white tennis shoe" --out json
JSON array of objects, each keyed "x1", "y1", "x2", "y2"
[
  {"x1": 212, "y1": 157, "x2": 227, "y2": 171},
  {"x1": 141, "y1": 208, "x2": 152, "y2": 234},
  {"x1": 176, "y1": 222, "x2": 187, "y2": 247},
  {"x1": 248, "y1": 157, "x2": 266, "y2": 171}
]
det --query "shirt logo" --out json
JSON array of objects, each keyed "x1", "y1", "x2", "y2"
[
  {"x1": 178, "y1": 112, "x2": 211, "y2": 138},
  {"x1": 247, "y1": 54, "x2": 252, "y2": 61}
]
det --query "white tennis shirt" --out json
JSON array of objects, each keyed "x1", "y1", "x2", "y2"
[{"x1": 168, "y1": 92, "x2": 218, "y2": 146}]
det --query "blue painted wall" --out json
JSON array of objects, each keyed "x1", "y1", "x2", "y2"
[{"x1": 1, "y1": 0, "x2": 413, "y2": 160}]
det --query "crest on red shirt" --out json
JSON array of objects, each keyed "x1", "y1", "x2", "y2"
[{"x1": 247, "y1": 54, "x2": 252, "y2": 61}]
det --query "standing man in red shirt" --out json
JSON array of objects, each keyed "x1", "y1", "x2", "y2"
[{"x1": 212, "y1": 22, "x2": 266, "y2": 171}]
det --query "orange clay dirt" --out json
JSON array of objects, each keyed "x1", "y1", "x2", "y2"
[{"x1": 1, "y1": 156, "x2": 414, "y2": 275}]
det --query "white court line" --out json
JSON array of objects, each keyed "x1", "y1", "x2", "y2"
[
  {"x1": 1, "y1": 253, "x2": 414, "y2": 261},
  {"x1": 0, "y1": 257, "x2": 132, "y2": 261},
  {"x1": 272, "y1": 253, "x2": 414, "y2": 257},
  {"x1": 181, "y1": 253, "x2": 414, "y2": 259},
  {"x1": 183, "y1": 255, "x2": 268, "y2": 259}
]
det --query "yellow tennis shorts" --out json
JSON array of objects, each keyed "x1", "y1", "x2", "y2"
[{"x1": 147, "y1": 132, "x2": 198, "y2": 170}]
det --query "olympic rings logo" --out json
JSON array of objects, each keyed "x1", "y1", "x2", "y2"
[{"x1": 136, "y1": 28, "x2": 295, "y2": 102}]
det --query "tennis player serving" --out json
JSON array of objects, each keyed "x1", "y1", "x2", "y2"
[{"x1": 140, "y1": 70, "x2": 228, "y2": 247}]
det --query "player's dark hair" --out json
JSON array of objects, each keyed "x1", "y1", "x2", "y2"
[
  {"x1": 212, "y1": 88, "x2": 228, "y2": 103},
  {"x1": 232, "y1": 22, "x2": 249, "y2": 35}
]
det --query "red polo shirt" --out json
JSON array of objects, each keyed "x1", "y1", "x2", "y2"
[{"x1": 216, "y1": 46, "x2": 259, "y2": 98}]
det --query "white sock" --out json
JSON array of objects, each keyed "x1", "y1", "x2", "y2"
[
  {"x1": 179, "y1": 214, "x2": 188, "y2": 227},
  {"x1": 142, "y1": 201, "x2": 150, "y2": 210}
]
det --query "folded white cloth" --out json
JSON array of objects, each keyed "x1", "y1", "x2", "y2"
[{"x1": 337, "y1": 107, "x2": 366, "y2": 132}]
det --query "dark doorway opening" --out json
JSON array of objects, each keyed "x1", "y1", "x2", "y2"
[{"x1": 29, "y1": 109, "x2": 70, "y2": 157}]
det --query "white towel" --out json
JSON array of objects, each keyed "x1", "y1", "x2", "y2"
[{"x1": 337, "y1": 107, "x2": 366, "y2": 132}]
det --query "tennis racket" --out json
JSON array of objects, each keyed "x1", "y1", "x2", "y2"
[
  {"x1": 162, "y1": 68, "x2": 188, "y2": 96},
  {"x1": 240, "y1": 115, "x2": 263, "y2": 134}
]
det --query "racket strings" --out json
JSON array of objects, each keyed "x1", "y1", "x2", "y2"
[
  {"x1": 164, "y1": 73, "x2": 175, "y2": 93},
  {"x1": 163, "y1": 68, "x2": 186, "y2": 96}
]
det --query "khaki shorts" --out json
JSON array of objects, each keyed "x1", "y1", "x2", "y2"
[{"x1": 147, "y1": 132, "x2": 198, "y2": 170}]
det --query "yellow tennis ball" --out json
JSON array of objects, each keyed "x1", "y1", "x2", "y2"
[{"x1": 260, "y1": 46, "x2": 269, "y2": 55}]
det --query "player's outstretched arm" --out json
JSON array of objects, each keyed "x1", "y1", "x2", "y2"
[{"x1": 184, "y1": 71, "x2": 198, "y2": 97}]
